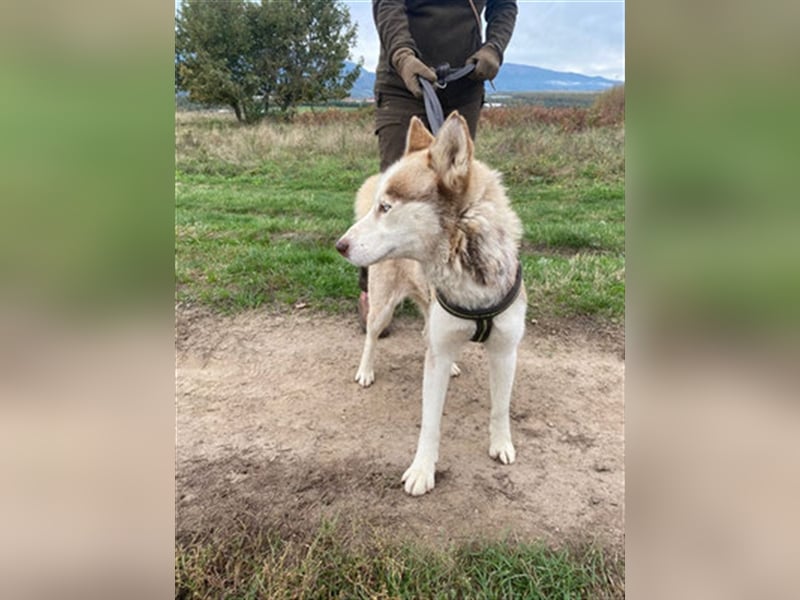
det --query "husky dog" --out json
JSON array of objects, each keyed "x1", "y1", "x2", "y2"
[{"x1": 336, "y1": 112, "x2": 526, "y2": 496}]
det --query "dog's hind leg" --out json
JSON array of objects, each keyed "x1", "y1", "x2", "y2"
[
  {"x1": 355, "y1": 272, "x2": 402, "y2": 387},
  {"x1": 487, "y1": 348, "x2": 518, "y2": 465}
]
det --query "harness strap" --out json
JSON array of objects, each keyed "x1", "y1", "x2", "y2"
[
  {"x1": 418, "y1": 63, "x2": 476, "y2": 134},
  {"x1": 435, "y1": 263, "x2": 523, "y2": 343}
]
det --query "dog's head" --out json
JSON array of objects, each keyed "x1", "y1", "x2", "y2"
[{"x1": 335, "y1": 112, "x2": 474, "y2": 267}]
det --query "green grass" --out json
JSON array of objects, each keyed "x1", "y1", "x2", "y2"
[
  {"x1": 176, "y1": 520, "x2": 624, "y2": 599},
  {"x1": 175, "y1": 164, "x2": 366, "y2": 312},
  {"x1": 175, "y1": 110, "x2": 624, "y2": 320}
]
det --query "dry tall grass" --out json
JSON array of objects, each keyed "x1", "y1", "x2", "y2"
[
  {"x1": 481, "y1": 85, "x2": 624, "y2": 132},
  {"x1": 176, "y1": 110, "x2": 376, "y2": 173},
  {"x1": 478, "y1": 122, "x2": 624, "y2": 185},
  {"x1": 590, "y1": 85, "x2": 625, "y2": 127},
  {"x1": 176, "y1": 100, "x2": 624, "y2": 186}
]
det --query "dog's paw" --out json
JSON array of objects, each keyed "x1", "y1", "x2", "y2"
[
  {"x1": 489, "y1": 438, "x2": 516, "y2": 465},
  {"x1": 450, "y1": 362, "x2": 461, "y2": 377},
  {"x1": 355, "y1": 369, "x2": 375, "y2": 387},
  {"x1": 401, "y1": 460, "x2": 436, "y2": 496}
]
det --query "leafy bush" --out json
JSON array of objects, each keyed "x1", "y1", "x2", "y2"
[{"x1": 590, "y1": 85, "x2": 625, "y2": 127}]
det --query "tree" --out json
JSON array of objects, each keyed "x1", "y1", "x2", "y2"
[
  {"x1": 176, "y1": 0, "x2": 361, "y2": 123},
  {"x1": 175, "y1": 0, "x2": 258, "y2": 121}
]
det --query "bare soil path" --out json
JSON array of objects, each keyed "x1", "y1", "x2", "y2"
[{"x1": 176, "y1": 307, "x2": 624, "y2": 550}]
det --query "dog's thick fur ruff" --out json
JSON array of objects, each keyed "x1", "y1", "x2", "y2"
[{"x1": 336, "y1": 112, "x2": 526, "y2": 495}]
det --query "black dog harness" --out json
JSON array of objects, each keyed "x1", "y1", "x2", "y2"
[{"x1": 435, "y1": 264, "x2": 523, "y2": 343}]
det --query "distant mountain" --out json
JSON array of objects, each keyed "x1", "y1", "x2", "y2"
[
  {"x1": 342, "y1": 61, "x2": 621, "y2": 98},
  {"x1": 492, "y1": 63, "x2": 621, "y2": 93}
]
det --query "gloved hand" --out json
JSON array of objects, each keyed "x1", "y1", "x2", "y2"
[
  {"x1": 391, "y1": 48, "x2": 436, "y2": 98},
  {"x1": 468, "y1": 44, "x2": 501, "y2": 81}
]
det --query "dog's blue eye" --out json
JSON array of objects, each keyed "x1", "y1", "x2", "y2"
[{"x1": 378, "y1": 202, "x2": 392, "y2": 214}]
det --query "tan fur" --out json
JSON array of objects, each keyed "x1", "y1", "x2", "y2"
[
  {"x1": 428, "y1": 115, "x2": 473, "y2": 196},
  {"x1": 404, "y1": 117, "x2": 435, "y2": 155}
]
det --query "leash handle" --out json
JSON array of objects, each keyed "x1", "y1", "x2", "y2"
[{"x1": 417, "y1": 62, "x2": 476, "y2": 134}]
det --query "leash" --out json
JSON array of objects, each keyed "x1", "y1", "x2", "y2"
[
  {"x1": 435, "y1": 263, "x2": 523, "y2": 343},
  {"x1": 418, "y1": 63, "x2": 475, "y2": 134}
]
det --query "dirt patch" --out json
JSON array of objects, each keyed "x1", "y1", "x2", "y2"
[{"x1": 176, "y1": 306, "x2": 624, "y2": 549}]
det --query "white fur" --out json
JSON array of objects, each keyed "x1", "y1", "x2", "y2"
[{"x1": 336, "y1": 113, "x2": 527, "y2": 496}]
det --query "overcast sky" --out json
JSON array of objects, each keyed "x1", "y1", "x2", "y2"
[{"x1": 344, "y1": 0, "x2": 625, "y2": 81}]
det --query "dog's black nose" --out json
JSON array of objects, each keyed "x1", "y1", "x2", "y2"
[{"x1": 335, "y1": 238, "x2": 349, "y2": 256}]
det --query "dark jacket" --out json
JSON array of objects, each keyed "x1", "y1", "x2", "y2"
[{"x1": 373, "y1": 0, "x2": 518, "y2": 94}]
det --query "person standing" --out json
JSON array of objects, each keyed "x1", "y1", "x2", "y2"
[{"x1": 358, "y1": 0, "x2": 518, "y2": 330}]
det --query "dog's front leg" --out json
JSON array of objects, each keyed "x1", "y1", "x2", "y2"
[
  {"x1": 402, "y1": 347, "x2": 453, "y2": 496},
  {"x1": 488, "y1": 348, "x2": 518, "y2": 465}
]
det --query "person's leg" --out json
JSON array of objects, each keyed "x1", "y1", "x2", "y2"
[
  {"x1": 377, "y1": 122, "x2": 410, "y2": 172},
  {"x1": 357, "y1": 265, "x2": 369, "y2": 332},
  {"x1": 376, "y1": 89, "x2": 429, "y2": 170}
]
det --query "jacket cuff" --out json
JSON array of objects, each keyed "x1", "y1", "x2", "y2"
[{"x1": 484, "y1": 41, "x2": 505, "y2": 65}]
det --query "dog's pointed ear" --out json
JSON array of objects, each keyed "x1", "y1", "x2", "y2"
[
  {"x1": 430, "y1": 112, "x2": 473, "y2": 193},
  {"x1": 405, "y1": 116, "x2": 434, "y2": 154}
]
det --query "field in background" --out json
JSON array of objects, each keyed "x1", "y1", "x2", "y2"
[
  {"x1": 487, "y1": 90, "x2": 601, "y2": 108},
  {"x1": 176, "y1": 90, "x2": 606, "y2": 112},
  {"x1": 176, "y1": 91, "x2": 624, "y2": 324}
]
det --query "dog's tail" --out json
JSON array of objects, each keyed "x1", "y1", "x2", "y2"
[{"x1": 354, "y1": 174, "x2": 381, "y2": 220}]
